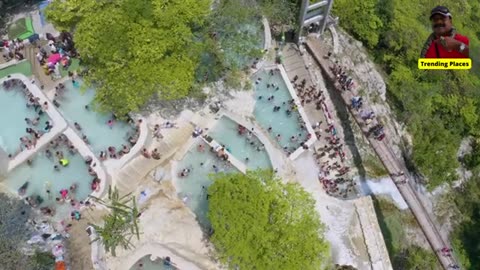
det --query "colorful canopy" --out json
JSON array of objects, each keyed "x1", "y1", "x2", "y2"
[{"x1": 48, "y1": 53, "x2": 62, "y2": 64}]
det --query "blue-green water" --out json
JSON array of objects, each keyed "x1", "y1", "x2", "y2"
[
  {"x1": 175, "y1": 138, "x2": 237, "y2": 228},
  {"x1": 208, "y1": 116, "x2": 271, "y2": 170},
  {"x1": 3, "y1": 142, "x2": 92, "y2": 217},
  {"x1": 129, "y1": 255, "x2": 174, "y2": 270},
  {"x1": 57, "y1": 80, "x2": 135, "y2": 155},
  {"x1": 0, "y1": 83, "x2": 50, "y2": 155},
  {"x1": 253, "y1": 69, "x2": 308, "y2": 154}
]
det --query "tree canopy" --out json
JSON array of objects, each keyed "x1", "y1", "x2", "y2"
[
  {"x1": 451, "y1": 172, "x2": 480, "y2": 269},
  {"x1": 46, "y1": 0, "x2": 211, "y2": 116},
  {"x1": 403, "y1": 245, "x2": 439, "y2": 270},
  {"x1": 207, "y1": 170, "x2": 330, "y2": 270}
]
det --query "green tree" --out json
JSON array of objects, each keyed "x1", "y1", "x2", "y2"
[
  {"x1": 89, "y1": 186, "x2": 141, "y2": 257},
  {"x1": 462, "y1": 139, "x2": 480, "y2": 170},
  {"x1": 46, "y1": 0, "x2": 211, "y2": 116},
  {"x1": 332, "y1": 0, "x2": 383, "y2": 48},
  {"x1": 208, "y1": 170, "x2": 330, "y2": 270},
  {"x1": 411, "y1": 118, "x2": 459, "y2": 187},
  {"x1": 404, "y1": 245, "x2": 439, "y2": 270},
  {"x1": 451, "y1": 173, "x2": 480, "y2": 269},
  {"x1": 258, "y1": 0, "x2": 299, "y2": 29},
  {"x1": 29, "y1": 251, "x2": 56, "y2": 270}
]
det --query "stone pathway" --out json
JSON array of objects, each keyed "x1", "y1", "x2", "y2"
[
  {"x1": 65, "y1": 208, "x2": 108, "y2": 270},
  {"x1": 23, "y1": 43, "x2": 58, "y2": 90},
  {"x1": 281, "y1": 43, "x2": 357, "y2": 198}
]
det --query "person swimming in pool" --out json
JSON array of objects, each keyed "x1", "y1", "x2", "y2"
[
  {"x1": 18, "y1": 182, "x2": 29, "y2": 196},
  {"x1": 107, "y1": 119, "x2": 114, "y2": 128},
  {"x1": 74, "y1": 122, "x2": 82, "y2": 131},
  {"x1": 60, "y1": 158, "x2": 69, "y2": 167},
  {"x1": 70, "y1": 183, "x2": 77, "y2": 193},
  {"x1": 179, "y1": 168, "x2": 191, "y2": 177}
]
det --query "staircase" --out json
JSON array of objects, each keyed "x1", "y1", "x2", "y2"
[
  {"x1": 114, "y1": 123, "x2": 194, "y2": 194},
  {"x1": 23, "y1": 45, "x2": 38, "y2": 75},
  {"x1": 23, "y1": 44, "x2": 53, "y2": 88}
]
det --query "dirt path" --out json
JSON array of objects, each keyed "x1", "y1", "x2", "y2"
[{"x1": 65, "y1": 207, "x2": 107, "y2": 270}]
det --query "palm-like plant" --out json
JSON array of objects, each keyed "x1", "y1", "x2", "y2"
[{"x1": 89, "y1": 186, "x2": 140, "y2": 257}]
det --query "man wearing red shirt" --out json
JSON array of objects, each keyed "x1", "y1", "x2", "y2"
[{"x1": 420, "y1": 6, "x2": 469, "y2": 58}]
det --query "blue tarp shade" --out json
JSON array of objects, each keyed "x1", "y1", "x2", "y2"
[{"x1": 28, "y1": 33, "x2": 40, "y2": 44}]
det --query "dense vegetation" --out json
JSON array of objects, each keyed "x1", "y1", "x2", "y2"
[
  {"x1": 208, "y1": 170, "x2": 330, "y2": 270},
  {"x1": 450, "y1": 171, "x2": 480, "y2": 269},
  {"x1": 0, "y1": 194, "x2": 55, "y2": 269},
  {"x1": 373, "y1": 197, "x2": 440, "y2": 269},
  {"x1": 332, "y1": 1, "x2": 480, "y2": 268},
  {"x1": 46, "y1": 0, "x2": 211, "y2": 116},
  {"x1": 333, "y1": 0, "x2": 480, "y2": 188}
]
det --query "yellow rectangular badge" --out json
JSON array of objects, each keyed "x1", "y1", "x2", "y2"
[{"x1": 418, "y1": 58, "x2": 472, "y2": 70}]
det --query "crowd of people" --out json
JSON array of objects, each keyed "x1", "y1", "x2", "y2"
[
  {"x1": 36, "y1": 32, "x2": 78, "y2": 79},
  {"x1": 331, "y1": 63, "x2": 386, "y2": 141},
  {"x1": 287, "y1": 71, "x2": 357, "y2": 198},
  {"x1": 330, "y1": 62, "x2": 355, "y2": 91},
  {"x1": 18, "y1": 133, "x2": 101, "y2": 221},
  {"x1": 1, "y1": 38, "x2": 25, "y2": 61},
  {"x1": 2, "y1": 78, "x2": 52, "y2": 158},
  {"x1": 236, "y1": 124, "x2": 266, "y2": 163},
  {"x1": 313, "y1": 134, "x2": 355, "y2": 198}
]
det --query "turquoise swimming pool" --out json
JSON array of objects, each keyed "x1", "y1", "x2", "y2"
[
  {"x1": 129, "y1": 255, "x2": 174, "y2": 270},
  {"x1": 2, "y1": 136, "x2": 92, "y2": 217},
  {"x1": 57, "y1": 80, "x2": 135, "y2": 155},
  {"x1": 175, "y1": 138, "x2": 236, "y2": 228},
  {"x1": 253, "y1": 69, "x2": 308, "y2": 154},
  {"x1": 0, "y1": 81, "x2": 50, "y2": 155},
  {"x1": 208, "y1": 116, "x2": 271, "y2": 170}
]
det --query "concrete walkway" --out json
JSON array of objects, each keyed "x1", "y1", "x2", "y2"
[
  {"x1": 306, "y1": 38, "x2": 457, "y2": 270},
  {"x1": 353, "y1": 196, "x2": 393, "y2": 270}
]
